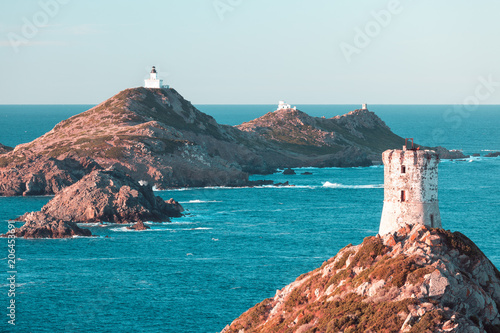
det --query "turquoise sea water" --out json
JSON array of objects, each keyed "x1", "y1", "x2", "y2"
[{"x1": 0, "y1": 104, "x2": 499, "y2": 332}]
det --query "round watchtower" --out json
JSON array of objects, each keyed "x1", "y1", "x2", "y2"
[{"x1": 379, "y1": 146, "x2": 441, "y2": 235}]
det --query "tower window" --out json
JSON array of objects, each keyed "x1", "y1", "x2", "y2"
[
  {"x1": 401, "y1": 165, "x2": 406, "y2": 174},
  {"x1": 430, "y1": 214, "x2": 434, "y2": 228},
  {"x1": 401, "y1": 190, "x2": 406, "y2": 202}
]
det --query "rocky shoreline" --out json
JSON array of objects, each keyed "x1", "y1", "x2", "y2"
[{"x1": 6, "y1": 168, "x2": 184, "y2": 238}]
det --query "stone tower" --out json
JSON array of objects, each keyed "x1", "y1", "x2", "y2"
[{"x1": 379, "y1": 144, "x2": 441, "y2": 235}]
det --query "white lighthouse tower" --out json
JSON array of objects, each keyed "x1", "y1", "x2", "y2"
[
  {"x1": 144, "y1": 66, "x2": 167, "y2": 89},
  {"x1": 379, "y1": 141, "x2": 442, "y2": 235}
]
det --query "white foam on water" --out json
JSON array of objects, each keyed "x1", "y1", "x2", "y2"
[{"x1": 322, "y1": 182, "x2": 383, "y2": 189}]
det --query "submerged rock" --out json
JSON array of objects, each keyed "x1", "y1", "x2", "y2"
[
  {"x1": 222, "y1": 225, "x2": 500, "y2": 333},
  {"x1": 16, "y1": 168, "x2": 184, "y2": 224},
  {"x1": 5, "y1": 213, "x2": 92, "y2": 239}
]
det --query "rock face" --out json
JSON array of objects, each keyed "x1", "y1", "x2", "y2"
[
  {"x1": 222, "y1": 225, "x2": 500, "y2": 333},
  {"x1": 0, "y1": 143, "x2": 13, "y2": 154},
  {"x1": 6, "y1": 214, "x2": 92, "y2": 239},
  {"x1": 16, "y1": 169, "x2": 184, "y2": 224},
  {"x1": 0, "y1": 156, "x2": 101, "y2": 196},
  {"x1": 0, "y1": 88, "x2": 461, "y2": 196},
  {"x1": 485, "y1": 151, "x2": 500, "y2": 158}
]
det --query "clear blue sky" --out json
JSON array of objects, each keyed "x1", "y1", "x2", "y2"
[{"x1": 1, "y1": 0, "x2": 499, "y2": 104}]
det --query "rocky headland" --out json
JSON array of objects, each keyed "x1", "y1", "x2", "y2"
[
  {"x1": 222, "y1": 225, "x2": 500, "y2": 333},
  {"x1": 0, "y1": 87, "x2": 464, "y2": 197}
]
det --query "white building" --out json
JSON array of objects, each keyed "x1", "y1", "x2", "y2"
[
  {"x1": 379, "y1": 144, "x2": 442, "y2": 235},
  {"x1": 362, "y1": 103, "x2": 368, "y2": 110},
  {"x1": 144, "y1": 66, "x2": 169, "y2": 89},
  {"x1": 277, "y1": 101, "x2": 296, "y2": 110}
]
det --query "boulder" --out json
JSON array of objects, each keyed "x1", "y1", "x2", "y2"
[
  {"x1": 127, "y1": 221, "x2": 150, "y2": 231},
  {"x1": 283, "y1": 168, "x2": 296, "y2": 175}
]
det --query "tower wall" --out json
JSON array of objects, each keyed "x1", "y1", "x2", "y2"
[{"x1": 379, "y1": 148, "x2": 441, "y2": 235}]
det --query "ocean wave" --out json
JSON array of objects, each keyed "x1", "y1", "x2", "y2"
[
  {"x1": 109, "y1": 226, "x2": 171, "y2": 232},
  {"x1": 322, "y1": 182, "x2": 383, "y2": 189},
  {"x1": 179, "y1": 200, "x2": 221, "y2": 204},
  {"x1": 182, "y1": 227, "x2": 212, "y2": 231}
]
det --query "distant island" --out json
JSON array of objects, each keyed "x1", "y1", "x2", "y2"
[{"x1": 0, "y1": 87, "x2": 464, "y2": 197}]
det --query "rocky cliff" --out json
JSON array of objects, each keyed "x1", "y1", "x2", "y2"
[
  {"x1": 0, "y1": 87, "x2": 461, "y2": 196},
  {"x1": 222, "y1": 225, "x2": 500, "y2": 333}
]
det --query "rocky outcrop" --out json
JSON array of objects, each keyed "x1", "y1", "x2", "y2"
[
  {"x1": 222, "y1": 224, "x2": 500, "y2": 333},
  {"x1": 485, "y1": 151, "x2": 500, "y2": 158},
  {"x1": 0, "y1": 143, "x2": 13, "y2": 154},
  {"x1": 434, "y1": 146, "x2": 467, "y2": 159},
  {"x1": 5, "y1": 213, "x2": 92, "y2": 239},
  {"x1": 0, "y1": 156, "x2": 101, "y2": 196},
  {"x1": 282, "y1": 168, "x2": 296, "y2": 175},
  {"x1": 16, "y1": 168, "x2": 184, "y2": 224},
  {"x1": 127, "y1": 221, "x2": 150, "y2": 231}
]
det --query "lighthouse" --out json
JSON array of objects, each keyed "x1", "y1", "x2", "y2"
[
  {"x1": 144, "y1": 66, "x2": 168, "y2": 89},
  {"x1": 379, "y1": 141, "x2": 442, "y2": 235}
]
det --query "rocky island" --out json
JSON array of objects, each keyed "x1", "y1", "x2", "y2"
[
  {"x1": 0, "y1": 87, "x2": 463, "y2": 197},
  {"x1": 0, "y1": 86, "x2": 465, "y2": 238},
  {"x1": 7, "y1": 168, "x2": 183, "y2": 238}
]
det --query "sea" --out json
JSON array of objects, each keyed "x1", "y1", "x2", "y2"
[{"x1": 0, "y1": 104, "x2": 499, "y2": 332}]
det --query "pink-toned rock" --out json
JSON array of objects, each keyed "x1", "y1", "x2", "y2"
[
  {"x1": 127, "y1": 221, "x2": 150, "y2": 231},
  {"x1": 222, "y1": 226, "x2": 500, "y2": 333},
  {"x1": 16, "y1": 168, "x2": 184, "y2": 224},
  {"x1": 4, "y1": 212, "x2": 92, "y2": 239}
]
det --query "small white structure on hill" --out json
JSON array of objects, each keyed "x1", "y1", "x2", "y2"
[
  {"x1": 379, "y1": 140, "x2": 442, "y2": 235},
  {"x1": 277, "y1": 101, "x2": 296, "y2": 110},
  {"x1": 144, "y1": 66, "x2": 169, "y2": 89},
  {"x1": 362, "y1": 103, "x2": 368, "y2": 110}
]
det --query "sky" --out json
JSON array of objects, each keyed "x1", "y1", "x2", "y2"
[{"x1": 1, "y1": 0, "x2": 499, "y2": 104}]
